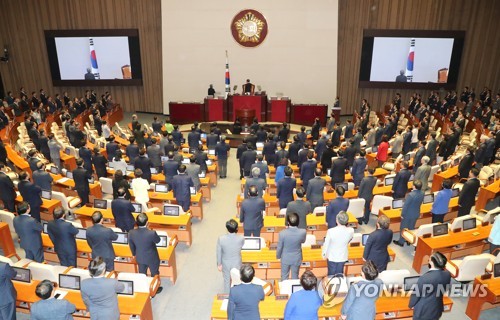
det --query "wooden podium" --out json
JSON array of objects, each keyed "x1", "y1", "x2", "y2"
[
  {"x1": 0, "y1": 222, "x2": 16, "y2": 257},
  {"x1": 268, "y1": 98, "x2": 290, "y2": 122},
  {"x1": 228, "y1": 95, "x2": 267, "y2": 122},
  {"x1": 204, "y1": 97, "x2": 227, "y2": 121}
]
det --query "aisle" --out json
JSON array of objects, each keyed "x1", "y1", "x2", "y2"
[{"x1": 152, "y1": 152, "x2": 241, "y2": 319}]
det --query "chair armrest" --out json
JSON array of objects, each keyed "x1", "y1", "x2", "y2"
[
  {"x1": 150, "y1": 275, "x2": 161, "y2": 297},
  {"x1": 262, "y1": 281, "x2": 273, "y2": 296},
  {"x1": 446, "y1": 260, "x2": 459, "y2": 278},
  {"x1": 63, "y1": 266, "x2": 74, "y2": 274},
  {"x1": 169, "y1": 235, "x2": 179, "y2": 247},
  {"x1": 401, "y1": 229, "x2": 416, "y2": 244},
  {"x1": 106, "y1": 271, "x2": 118, "y2": 278},
  {"x1": 67, "y1": 197, "x2": 82, "y2": 208},
  {"x1": 6, "y1": 253, "x2": 21, "y2": 261},
  {"x1": 273, "y1": 280, "x2": 280, "y2": 296}
]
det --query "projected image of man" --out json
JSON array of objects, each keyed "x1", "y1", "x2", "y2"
[
  {"x1": 395, "y1": 69, "x2": 407, "y2": 82},
  {"x1": 84, "y1": 67, "x2": 95, "y2": 80}
]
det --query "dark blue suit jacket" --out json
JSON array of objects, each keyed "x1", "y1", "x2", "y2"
[
  {"x1": 86, "y1": 224, "x2": 118, "y2": 260},
  {"x1": 330, "y1": 157, "x2": 348, "y2": 184},
  {"x1": 134, "y1": 155, "x2": 153, "y2": 181},
  {"x1": 13, "y1": 214, "x2": 43, "y2": 254},
  {"x1": 105, "y1": 142, "x2": 119, "y2": 161},
  {"x1": 72, "y1": 167, "x2": 91, "y2": 193},
  {"x1": 47, "y1": 219, "x2": 78, "y2": 256},
  {"x1": 0, "y1": 262, "x2": 16, "y2": 307},
  {"x1": 111, "y1": 198, "x2": 136, "y2": 231},
  {"x1": 79, "y1": 147, "x2": 93, "y2": 173},
  {"x1": 125, "y1": 144, "x2": 140, "y2": 164},
  {"x1": 402, "y1": 190, "x2": 425, "y2": 220},
  {"x1": 409, "y1": 269, "x2": 451, "y2": 319},
  {"x1": 163, "y1": 159, "x2": 179, "y2": 182},
  {"x1": 276, "y1": 177, "x2": 296, "y2": 209},
  {"x1": 187, "y1": 131, "x2": 201, "y2": 149},
  {"x1": 300, "y1": 160, "x2": 316, "y2": 189},
  {"x1": 172, "y1": 173, "x2": 194, "y2": 204},
  {"x1": 18, "y1": 180, "x2": 43, "y2": 207},
  {"x1": 362, "y1": 228, "x2": 393, "y2": 271},
  {"x1": 171, "y1": 130, "x2": 183, "y2": 146},
  {"x1": 326, "y1": 197, "x2": 349, "y2": 228},
  {"x1": 128, "y1": 227, "x2": 160, "y2": 265},
  {"x1": 392, "y1": 168, "x2": 411, "y2": 198},
  {"x1": 351, "y1": 157, "x2": 367, "y2": 184},
  {"x1": 240, "y1": 197, "x2": 266, "y2": 230},
  {"x1": 228, "y1": 283, "x2": 265, "y2": 320},
  {"x1": 0, "y1": 172, "x2": 16, "y2": 201}
]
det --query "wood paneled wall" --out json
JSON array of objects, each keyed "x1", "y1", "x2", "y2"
[
  {"x1": 338, "y1": 0, "x2": 500, "y2": 114},
  {"x1": 0, "y1": 0, "x2": 162, "y2": 114}
]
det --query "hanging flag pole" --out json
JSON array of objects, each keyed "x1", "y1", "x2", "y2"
[
  {"x1": 89, "y1": 38, "x2": 100, "y2": 79},
  {"x1": 225, "y1": 50, "x2": 231, "y2": 97},
  {"x1": 406, "y1": 38, "x2": 415, "y2": 82}
]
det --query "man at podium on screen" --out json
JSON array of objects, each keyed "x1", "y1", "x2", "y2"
[
  {"x1": 242, "y1": 79, "x2": 255, "y2": 95},
  {"x1": 84, "y1": 67, "x2": 95, "y2": 80}
]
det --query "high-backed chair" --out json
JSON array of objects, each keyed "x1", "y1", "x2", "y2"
[
  {"x1": 347, "y1": 198, "x2": 365, "y2": 220},
  {"x1": 27, "y1": 262, "x2": 69, "y2": 283},
  {"x1": 428, "y1": 165, "x2": 440, "y2": 183},
  {"x1": 402, "y1": 223, "x2": 439, "y2": 247},
  {"x1": 99, "y1": 177, "x2": 114, "y2": 199},
  {"x1": 313, "y1": 206, "x2": 326, "y2": 215},
  {"x1": 276, "y1": 279, "x2": 301, "y2": 296},
  {"x1": 371, "y1": 195, "x2": 393, "y2": 216},
  {"x1": 449, "y1": 215, "x2": 474, "y2": 231},
  {"x1": 301, "y1": 234, "x2": 317, "y2": 248},
  {"x1": 447, "y1": 253, "x2": 494, "y2": 282},
  {"x1": 66, "y1": 267, "x2": 93, "y2": 282},
  {"x1": 52, "y1": 191, "x2": 81, "y2": 212},
  {"x1": 379, "y1": 269, "x2": 411, "y2": 289},
  {"x1": 473, "y1": 207, "x2": 500, "y2": 225},
  {"x1": 0, "y1": 210, "x2": 18, "y2": 241}
]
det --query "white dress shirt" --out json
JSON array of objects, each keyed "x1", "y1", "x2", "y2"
[
  {"x1": 322, "y1": 225, "x2": 354, "y2": 262},
  {"x1": 131, "y1": 177, "x2": 150, "y2": 203}
]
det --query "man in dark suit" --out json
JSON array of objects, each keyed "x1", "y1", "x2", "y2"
[
  {"x1": 47, "y1": 207, "x2": 78, "y2": 266},
  {"x1": 395, "y1": 70, "x2": 407, "y2": 82},
  {"x1": 215, "y1": 135, "x2": 230, "y2": 179},
  {"x1": 111, "y1": 188, "x2": 136, "y2": 232},
  {"x1": 72, "y1": 124, "x2": 86, "y2": 149},
  {"x1": 256, "y1": 126, "x2": 267, "y2": 142},
  {"x1": 330, "y1": 150, "x2": 348, "y2": 184},
  {"x1": 105, "y1": 136, "x2": 119, "y2": 161},
  {"x1": 241, "y1": 143, "x2": 257, "y2": 177},
  {"x1": 306, "y1": 168, "x2": 326, "y2": 210},
  {"x1": 236, "y1": 138, "x2": 249, "y2": 179},
  {"x1": 240, "y1": 186, "x2": 266, "y2": 236},
  {"x1": 321, "y1": 141, "x2": 337, "y2": 174},
  {"x1": 79, "y1": 145, "x2": 94, "y2": 174},
  {"x1": 278, "y1": 123, "x2": 290, "y2": 142},
  {"x1": 242, "y1": 79, "x2": 254, "y2": 94},
  {"x1": 206, "y1": 131, "x2": 219, "y2": 149},
  {"x1": 458, "y1": 146, "x2": 475, "y2": 179},
  {"x1": 86, "y1": 211, "x2": 118, "y2": 271},
  {"x1": 331, "y1": 122, "x2": 342, "y2": 147},
  {"x1": 314, "y1": 133, "x2": 328, "y2": 161},
  {"x1": 262, "y1": 135, "x2": 276, "y2": 166},
  {"x1": 244, "y1": 167, "x2": 267, "y2": 199},
  {"x1": 344, "y1": 120, "x2": 354, "y2": 140},
  {"x1": 250, "y1": 155, "x2": 268, "y2": 180},
  {"x1": 276, "y1": 166, "x2": 296, "y2": 209},
  {"x1": 163, "y1": 151, "x2": 179, "y2": 185},
  {"x1": 0, "y1": 261, "x2": 17, "y2": 320},
  {"x1": 171, "y1": 125, "x2": 183, "y2": 146},
  {"x1": 172, "y1": 165, "x2": 194, "y2": 212},
  {"x1": 128, "y1": 214, "x2": 163, "y2": 292},
  {"x1": 286, "y1": 188, "x2": 311, "y2": 229},
  {"x1": 32, "y1": 162, "x2": 53, "y2": 191},
  {"x1": 146, "y1": 138, "x2": 162, "y2": 173},
  {"x1": 92, "y1": 147, "x2": 108, "y2": 179},
  {"x1": 363, "y1": 215, "x2": 393, "y2": 271},
  {"x1": 187, "y1": 125, "x2": 201, "y2": 150},
  {"x1": 358, "y1": 168, "x2": 378, "y2": 224},
  {"x1": 351, "y1": 150, "x2": 367, "y2": 186},
  {"x1": 194, "y1": 144, "x2": 209, "y2": 173},
  {"x1": 27, "y1": 149, "x2": 42, "y2": 173},
  {"x1": 409, "y1": 252, "x2": 452, "y2": 320},
  {"x1": 228, "y1": 264, "x2": 265, "y2": 319},
  {"x1": 0, "y1": 163, "x2": 16, "y2": 212},
  {"x1": 425, "y1": 133, "x2": 438, "y2": 165},
  {"x1": 402, "y1": 126, "x2": 412, "y2": 155},
  {"x1": 296, "y1": 144, "x2": 309, "y2": 169},
  {"x1": 300, "y1": 151, "x2": 317, "y2": 191},
  {"x1": 458, "y1": 168, "x2": 481, "y2": 217},
  {"x1": 13, "y1": 202, "x2": 44, "y2": 262},
  {"x1": 326, "y1": 186, "x2": 349, "y2": 228},
  {"x1": 288, "y1": 136, "x2": 301, "y2": 164},
  {"x1": 274, "y1": 141, "x2": 289, "y2": 168},
  {"x1": 276, "y1": 213, "x2": 307, "y2": 280},
  {"x1": 18, "y1": 171, "x2": 43, "y2": 222},
  {"x1": 392, "y1": 161, "x2": 412, "y2": 199},
  {"x1": 134, "y1": 148, "x2": 153, "y2": 183},
  {"x1": 413, "y1": 140, "x2": 426, "y2": 173},
  {"x1": 72, "y1": 159, "x2": 92, "y2": 205},
  {"x1": 126, "y1": 137, "x2": 140, "y2": 165},
  {"x1": 393, "y1": 180, "x2": 425, "y2": 246}
]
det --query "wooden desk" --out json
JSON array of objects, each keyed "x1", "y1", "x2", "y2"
[
  {"x1": 60, "y1": 152, "x2": 77, "y2": 171},
  {"x1": 431, "y1": 166, "x2": 458, "y2": 192},
  {"x1": 50, "y1": 173, "x2": 103, "y2": 199},
  {"x1": 412, "y1": 224, "x2": 492, "y2": 273},
  {"x1": 15, "y1": 195, "x2": 61, "y2": 217},
  {"x1": 476, "y1": 179, "x2": 500, "y2": 211},
  {"x1": 210, "y1": 293, "x2": 451, "y2": 319},
  {"x1": 241, "y1": 246, "x2": 395, "y2": 279},
  {"x1": 236, "y1": 194, "x2": 279, "y2": 216},
  {"x1": 0, "y1": 222, "x2": 16, "y2": 257},
  {"x1": 13, "y1": 280, "x2": 153, "y2": 319},
  {"x1": 6, "y1": 144, "x2": 30, "y2": 173},
  {"x1": 465, "y1": 276, "x2": 500, "y2": 320},
  {"x1": 74, "y1": 206, "x2": 193, "y2": 246},
  {"x1": 130, "y1": 190, "x2": 204, "y2": 220}
]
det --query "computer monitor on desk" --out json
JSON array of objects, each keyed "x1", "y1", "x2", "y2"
[
  {"x1": 155, "y1": 184, "x2": 169, "y2": 193},
  {"x1": 462, "y1": 218, "x2": 476, "y2": 231},
  {"x1": 126, "y1": 164, "x2": 135, "y2": 172},
  {"x1": 433, "y1": 224, "x2": 448, "y2": 236},
  {"x1": 59, "y1": 274, "x2": 81, "y2": 290},
  {"x1": 132, "y1": 203, "x2": 142, "y2": 213},
  {"x1": 403, "y1": 153, "x2": 411, "y2": 161},
  {"x1": 50, "y1": 166, "x2": 59, "y2": 175},
  {"x1": 451, "y1": 188, "x2": 460, "y2": 198},
  {"x1": 12, "y1": 267, "x2": 31, "y2": 283},
  {"x1": 335, "y1": 183, "x2": 348, "y2": 191},
  {"x1": 157, "y1": 235, "x2": 168, "y2": 247},
  {"x1": 423, "y1": 194, "x2": 434, "y2": 204},
  {"x1": 404, "y1": 276, "x2": 420, "y2": 292},
  {"x1": 41, "y1": 190, "x2": 52, "y2": 200},
  {"x1": 65, "y1": 171, "x2": 73, "y2": 179},
  {"x1": 384, "y1": 177, "x2": 394, "y2": 186},
  {"x1": 113, "y1": 232, "x2": 128, "y2": 244},
  {"x1": 198, "y1": 171, "x2": 206, "y2": 178},
  {"x1": 42, "y1": 222, "x2": 48, "y2": 234},
  {"x1": 362, "y1": 234, "x2": 370, "y2": 246},
  {"x1": 76, "y1": 228, "x2": 87, "y2": 240},
  {"x1": 291, "y1": 284, "x2": 303, "y2": 294},
  {"x1": 94, "y1": 199, "x2": 107, "y2": 209},
  {"x1": 392, "y1": 199, "x2": 405, "y2": 209},
  {"x1": 163, "y1": 205, "x2": 180, "y2": 216},
  {"x1": 208, "y1": 149, "x2": 215, "y2": 156},
  {"x1": 242, "y1": 237, "x2": 261, "y2": 250},
  {"x1": 118, "y1": 280, "x2": 134, "y2": 295}
]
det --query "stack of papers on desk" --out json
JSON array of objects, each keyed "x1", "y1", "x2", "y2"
[
  {"x1": 56, "y1": 178, "x2": 69, "y2": 184},
  {"x1": 220, "y1": 299, "x2": 228, "y2": 311}
]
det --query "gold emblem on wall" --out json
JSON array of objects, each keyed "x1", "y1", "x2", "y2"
[{"x1": 231, "y1": 9, "x2": 268, "y2": 47}]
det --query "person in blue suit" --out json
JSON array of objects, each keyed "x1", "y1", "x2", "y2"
[
  {"x1": 392, "y1": 161, "x2": 412, "y2": 199},
  {"x1": 363, "y1": 215, "x2": 393, "y2": 271},
  {"x1": 128, "y1": 214, "x2": 163, "y2": 293},
  {"x1": 133, "y1": 148, "x2": 153, "y2": 183},
  {"x1": 32, "y1": 162, "x2": 54, "y2": 192},
  {"x1": 326, "y1": 185, "x2": 349, "y2": 228},
  {"x1": 105, "y1": 136, "x2": 119, "y2": 161},
  {"x1": 125, "y1": 137, "x2": 140, "y2": 165},
  {"x1": 341, "y1": 260, "x2": 383, "y2": 320},
  {"x1": 228, "y1": 264, "x2": 265, "y2": 320},
  {"x1": 111, "y1": 188, "x2": 136, "y2": 232},
  {"x1": 18, "y1": 171, "x2": 43, "y2": 222},
  {"x1": 171, "y1": 164, "x2": 194, "y2": 212},
  {"x1": 393, "y1": 180, "x2": 425, "y2": 246},
  {"x1": 47, "y1": 207, "x2": 78, "y2": 266},
  {"x1": 276, "y1": 166, "x2": 296, "y2": 209},
  {"x1": 239, "y1": 186, "x2": 266, "y2": 237},
  {"x1": 351, "y1": 150, "x2": 367, "y2": 187},
  {"x1": 13, "y1": 202, "x2": 44, "y2": 262},
  {"x1": 300, "y1": 151, "x2": 317, "y2": 191},
  {"x1": 409, "y1": 252, "x2": 452, "y2": 320},
  {"x1": 86, "y1": 211, "x2": 118, "y2": 272},
  {"x1": 284, "y1": 270, "x2": 322, "y2": 320},
  {"x1": 79, "y1": 145, "x2": 94, "y2": 174},
  {"x1": 431, "y1": 179, "x2": 453, "y2": 223},
  {"x1": 31, "y1": 280, "x2": 76, "y2": 319},
  {"x1": 0, "y1": 261, "x2": 17, "y2": 320}
]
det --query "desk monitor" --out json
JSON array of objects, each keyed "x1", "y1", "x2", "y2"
[
  {"x1": 65, "y1": 171, "x2": 73, "y2": 179},
  {"x1": 59, "y1": 274, "x2": 81, "y2": 290},
  {"x1": 404, "y1": 276, "x2": 420, "y2": 292},
  {"x1": 423, "y1": 194, "x2": 434, "y2": 204},
  {"x1": 256, "y1": 142, "x2": 264, "y2": 149},
  {"x1": 150, "y1": 167, "x2": 158, "y2": 174},
  {"x1": 90, "y1": 137, "x2": 96, "y2": 144},
  {"x1": 12, "y1": 267, "x2": 31, "y2": 283},
  {"x1": 208, "y1": 149, "x2": 215, "y2": 156},
  {"x1": 198, "y1": 171, "x2": 206, "y2": 178},
  {"x1": 88, "y1": 177, "x2": 95, "y2": 184},
  {"x1": 334, "y1": 183, "x2": 348, "y2": 191},
  {"x1": 451, "y1": 188, "x2": 460, "y2": 198},
  {"x1": 163, "y1": 205, "x2": 180, "y2": 216},
  {"x1": 65, "y1": 147, "x2": 71, "y2": 155},
  {"x1": 189, "y1": 148, "x2": 197, "y2": 155},
  {"x1": 409, "y1": 174, "x2": 415, "y2": 182},
  {"x1": 42, "y1": 222, "x2": 48, "y2": 234},
  {"x1": 362, "y1": 234, "x2": 370, "y2": 246},
  {"x1": 132, "y1": 203, "x2": 142, "y2": 213},
  {"x1": 440, "y1": 163, "x2": 448, "y2": 172},
  {"x1": 384, "y1": 177, "x2": 394, "y2": 186},
  {"x1": 403, "y1": 153, "x2": 411, "y2": 161},
  {"x1": 392, "y1": 199, "x2": 405, "y2": 209},
  {"x1": 126, "y1": 164, "x2": 135, "y2": 172},
  {"x1": 372, "y1": 146, "x2": 378, "y2": 153},
  {"x1": 200, "y1": 133, "x2": 207, "y2": 140},
  {"x1": 190, "y1": 187, "x2": 197, "y2": 195},
  {"x1": 118, "y1": 280, "x2": 134, "y2": 295},
  {"x1": 494, "y1": 263, "x2": 500, "y2": 278},
  {"x1": 76, "y1": 228, "x2": 87, "y2": 240},
  {"x1": 242, "y1": 237, "x2": 261, "y2": 250},
  {"x1": 155, "y1": 184, "x2": 169, "y2": 193},
  {"x1": 291, "y1": 284, "x2": 303, "y2": 294},
  {"x1": 462, "y1": 218, "x2": 476, "y2": 231},
  {"x1": 113, "y1": 232, "x2": 128, "y2": 244},
  {"x1": 433, "y1": 224, "x2": 448, "y2": 236},
  {"x1": 50, "y1": 166, "x2": 59, "y2": 175},
  {"x1": 94, "y1": 199, "x2": 107, "y2": 209},
  {"x1": 41, "y1": 190, "x2": 52, "y2": 200},
  {"x1": 157, "y1": 235, "x2": 168, "y2": 248},
  {"x1": 206, "y1": 159, "x2": 213, "y2": 166},
  {"x1": 182, "y1": 158, "x2": 190, "y2": 164},
  {"x1": 161, "y1": 156, "x2": 169, "y2": 162},
  {"x1": 100, "y1": 142, "x2": 105, "y2": 149},
  {"x1": 453, "y1": 157, "x2": 460, "y2": 167},
  {"x1": 256, "y1": 150, "x2": 262, "y2": 155}
]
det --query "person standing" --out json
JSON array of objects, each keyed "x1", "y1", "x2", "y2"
[
  {"x1": 376, "y1": 135, "x2": 389, "y2": 167},
  {"x1": 244, "y1": 167, "x2": 267, "y2": 199},
  {"x1": 17, "y1": 171, "x2": 43, "y2": 222},
  {"x1": 186, "y1": 156, "x2": 201, "y2": 191},
  {"x1": 163, "y1": 151, "x2": 179, "y2": 185},
  {"x1": 425, "y1": 133, "x2": 438, "y2": 165},
  {"x1": 362, "y1": 215, "x2": 393, "y2": 272},
  {"x1": 81, "y1": 257, "x2": 125, "y2": 320},
  {"x1": 284, "y1": 270, "x2": 322, "y2": 320},
  {"x1": 215, "y1": 135, "x2": 230, "y2": 178},
  {"x1": 306, "y1": 168, "x2": 326, "y2": 210},
  {"x1": 32, "y1": 161, "x2": 53, "y2": 191},
  {"x1": 414, "y1": 156, "x2": 431, "y2": 192},
  {"x1": 130, "y1": 169, "x2": 150, "y2": 212},
  {"x1": 276, "y1": 166, "x2": 296, "y2": 209},
  {"x1": 322, "y1": 211, "x2": 354, "y2": 275},
  {"x1": 171, "y1": 165, "x2": 194, "y2": 212},
  {"x1": 488, "y1": 214, "x2": 500, "y2": 255},
  {"x1": 86, "y1": 211, "x2": 118, "y2": 272},
  {"x1": 330, "y1": 150, "x2": 348, "y2": 184},
  {"x1": 393, "y1": 180, "x2": 425, "y2": 246},
  {"x1": 0, "y1": 261, "x2": 17, "y2": 320},
  {"x1": 134, "y1": 148, "x2": 153, "y2": 183},
  {"x1": 126, "y1": 137, "x2": 140, "y2": 165},
  {"x1": 431, "y1": 179, "x2": 453, "y2": 223},
  {"x1": 326, "y1": 186, "x2": 349, "y2": 228},
  {"x1": 228, "y1": 264, "x2": 265, "y2": 320},
  {"x1": 458, "y1": 146, "x2": 475, "y2": 179},
  {"x1": 392, "y1": 161, "x2": 411, "y2": 199},
  {"x1": 31, "y1": 279, "x2": 76, "y2": 319},
  {"x1": 351, "y1": 151, "x2": 367, "y2": 187},
  {"x1": 358, "y1": 168, "x2": 378, "y2": 224},
  {"x1": 0, "y1": 163, "x2": 16, "y2": 212},
  {"x1": 286, "y1": 187, "x2": 312, "y2": 229},
  {"x1": 276, "y1": 213, "x2": 306, "y2": 281},
  {"x1": 111, "y1": 188, "x2": 136, "y2": 232},
  {"x1": 216, "y1": 219, "x2": 244, "y2": 293},
  {"x1": 92, "y1": 147, "x2": 108, "y2": 179},
  {"x1": 47, "y1": 207, "x2": 78, "y2": 266},
  {"x1": 73, "y1": 159, "x2": 92, "y2": 205},
  {"x1": 458, "y1": 168, "x2": 481, "y2": 217},
  {"x1": 250, "y1": 155, "x2": 269, "y2": 180},
  {"x1": 300, "y1": 151, "x2": 317, "y2": 191},
  {"x1": 146, "y1": 138, "x2": 162, "y2": 173},
  {"x1": 13, "y1": 202, "x2": 44, "y2": 262},
  {"x1": 239, "y1": 186, "x2": 266, "y2": 237}
]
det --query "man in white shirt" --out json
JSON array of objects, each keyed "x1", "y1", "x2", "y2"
[
  {"x1": 130, "y1": 168, "x2": 150, "y2": 212},
  {"x1": 410, "y1": 124, "x2": 419, "y2": 150},
  {"x1": 102, "y1": 120, "x2": 111, "y2": 139},
  {"x1": 322, "y1": 211, "x2": 353, "y2": 276}
]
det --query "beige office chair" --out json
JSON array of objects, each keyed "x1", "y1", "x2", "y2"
[
  {"x1": 371, "y1": 195, "x2": 393, "y2": 216},
  {"x1": 347, "y1": 198, "x2": 365, "y2": 220},
  {"x1": 379, "y1": 269, "x2": 411, "y2": 289},
  {"x1": 447, "y1": 253, "x2": 494, "y2": 282}
]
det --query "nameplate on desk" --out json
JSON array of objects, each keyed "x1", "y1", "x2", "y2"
[
  {"x1": 315, "y1": 212, "x2": 325, "y2": 217},
  {"x1": 160, "y1": 260, "x2": 169, "y2": 266},
  {"x1": 383, "y1": 312, "x2": 396, "y2": 319},
  {"x1": 311, "y1": 244, "x2": 322, "y2": 249},
  {"x1": 350, "y1": 242, "x2": 360, "y2": 247},
  {"x1": 301, "y1": 262, "x2": 311, "y2": 267},
  {"x1": 307, "y1": 226, "x2": 317, "y2": 231},
  {"x1": 481, "y1": 221, "x2": 490, "y2": 227},
  {"x1": 178, "y1": 226, "x2": 186, "y2": 230},
  {"x1": 452, "y1": 228, "x2": 462, "y2": 233},
  {"x1": 217, "y1": 294, "x2": 229, "y2": 300},
  {"x1": 346, "y1": 259, "x2": 354, "y2": 264},
  {"x1": 275, "y1": 294, "x2": 288, "y2": 300},
  {"x1": 480, "y1": 273, "x2": 492, "y2": 280},
  {"x1": 277, "y1": 214, "x2": 285, "y2": 219},
  {"x1": 258, "y1": 262, "x2": 269, "y2": 268},
  {"x1": 264, "y1": 227, "x2": 274, "y2": 232},
  {"x1": 422, "y1": 233, "x2": 431, "y2": 239}
]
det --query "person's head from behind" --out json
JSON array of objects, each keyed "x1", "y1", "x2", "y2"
[
  {"x1": 377, "y1": 215, "x2": 390, "y2": 230},
  {"x1": 413, "y1": 180, "x2": 423, "y2": 190},
  {"x1": 17, "y1": 201, "x2": 30, "y2": 216},
  {"x1": 240, "y1": 264, "x2": 255, "y2": 283},
  {"x1": 295, "y1": 187, "x2": 305, "y2": 199},
  {"x1": 300, "y1": 270, "x2": 317, "y2": 291},
  {"x1": 92, "y1": 211, "x2": 103, "y2": 225},
  {"x1": 422, "y1": 156, "x2": 430, "y2": 165},
  {"x1": 53, "y1": 207, "x2": 65, "y2": 220},
  {"x1": 429, "y1": 251, "x2": 447, "y2": 270},
  {"x1": 225, "y1": 219, "x2": 238, "y2": 234},
  {"x1": 336, "y1": 211, "x2": 349, "y2": 226},
  {"x1": 251, "y1": 167, "x2": 260, "y2": 178},
  {"x1": 248, "y1": 185, "x2": 258, "y2": 197},
  {"x1": 88, "y1": 257, "x2": 106, "y2": 277},
  {"x1": 361, "y1": 260, "x2": 379, "y2": 280},
  {"x1": 336, "y1": 185, "x2": 345, "y2": 197},
  {"x1": 117, "y1": 187, "x2": 126, "y2": 198},
  {"x1": 35, "y1": 280, "x2": 54, "y2": 300},
  {"x1": 470, "y1": 167, "x2": 479, "y2": 178},
  {"x1": 367, "y1": 168, "x2": 375, "y2": 176},
  {"x1": 136, "y1": 213, "x2": 148, "y2": 227},
  {"x1": 178, "y1": 164, "x2": 186, "y2": 174},
  {"x1": 442, "y1": 179, "x2": 452, "y2": 190},
  {"x1": 314, "y1": 168, "x2": 322, "y2": 177},
  {"x1": 284, "y1": 166, "x2": 293, "y2": 177},
  {"x1": 134, "y1": 168, "x2": 143, "y2": 178},
  {"x1": 287, "y1": 212, "x2": 300, "y2": 227}
]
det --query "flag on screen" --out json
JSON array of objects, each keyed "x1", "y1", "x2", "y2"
[
  {"x1": 405, "y1": 38, "x2": 415, "y2": 82},
  {"x1": 89, "y1": 38, "x2": 100, "y2": 79},
  {"x1": 225, "y1": 50, "x2": 230, "y2": 97}
]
